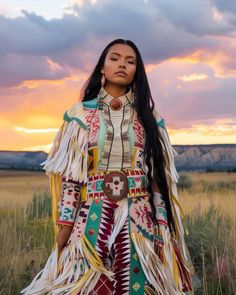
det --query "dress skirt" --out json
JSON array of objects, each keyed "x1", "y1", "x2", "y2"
[{"x1": 21, "y1": 171, "x2": 193, "y2": 295}]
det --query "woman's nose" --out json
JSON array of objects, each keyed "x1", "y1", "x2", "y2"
[{"x1": 119, "y1": 59, "x2": 126, "y2": 68}]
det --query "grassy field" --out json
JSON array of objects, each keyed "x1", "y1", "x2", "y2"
[
  {"x1": 0, "y1": 170, "x2": 235, "y2": 294},
  {"x1": 0, "y1": 170, "x2": 49, "y2": 208}
]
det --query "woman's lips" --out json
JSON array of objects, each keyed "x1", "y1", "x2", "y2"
[{"x1": 115, "y1": 72, "x2": 127, "y2": 77}]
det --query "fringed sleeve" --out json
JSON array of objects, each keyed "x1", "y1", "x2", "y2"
[
  {"x1": 39, "y1": 102, "x2": 89, "y2": 239},
  {"x1": 153, "y1": 109, "x2": 184, "y2": 251},
  {"x1": 153, "y1": 109, "x2": 197, "y2": 293},
  {"x1": 40, "y1": 101, "x2": 89, "y2": 183}
]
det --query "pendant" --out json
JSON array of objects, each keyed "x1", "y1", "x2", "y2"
[{"x1": 110, "y1": 98, "x2": 122, "y2": 111}]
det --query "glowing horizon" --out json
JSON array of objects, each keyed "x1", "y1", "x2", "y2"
[{"x1": 1, "y1": 1, "x2": 236, "y2": 151}]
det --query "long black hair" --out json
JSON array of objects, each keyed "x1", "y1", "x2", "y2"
[{"x1": 80, "y1": 39, "x2": 176, "y2": 234}]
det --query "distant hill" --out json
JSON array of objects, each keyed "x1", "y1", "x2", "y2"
[
  {"x1": 0, "y1": 151, "x2": 47, "y2": 171},
  {"x1": 0, "y1": 144, "x2": 236, "y2": 172},
  {"x1": 174, "y1": 144, "x2": 236, "y2": 172}
]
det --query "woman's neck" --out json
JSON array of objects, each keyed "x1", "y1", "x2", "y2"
[{"x1": 103, "y1": 83, "x2": 127, "y2": 98}]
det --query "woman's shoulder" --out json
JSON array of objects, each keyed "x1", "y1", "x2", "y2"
[
  {"x1": 82, "y1": 98, "x2": 98, "y2": 109},
  {"x1": 65, "y1": 97, "x2": 98, "y2": 115},
  {"x1": 63, "y1": 97, "x2": 98, "y2": 129},
  {"x1": 65, "y1": 97, "x2": 97, "y2": 115},
  {"x1": 63, "y1": 101, "x2": 87, "y2": 130}
]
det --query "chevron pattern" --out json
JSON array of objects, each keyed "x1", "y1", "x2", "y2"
[
  {"x1": 95, "y1": 198, "x2": 118, "y2": 264},
  {"x1": 112, "y1": 218, "x2": 131, "y2": 295}
]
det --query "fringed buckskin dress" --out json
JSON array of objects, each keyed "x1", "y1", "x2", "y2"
[{"x1": 21, "y1": 86, "x2": 195, "y2": 295}]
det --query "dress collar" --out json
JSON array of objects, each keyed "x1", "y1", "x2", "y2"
[{"x1": 97, "y1": 86, "x2": 134, "y2": 106}]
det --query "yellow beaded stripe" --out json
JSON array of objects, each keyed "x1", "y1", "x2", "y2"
[{"x1": 50, "y1": 173, "x2": 62, "y2": 242}]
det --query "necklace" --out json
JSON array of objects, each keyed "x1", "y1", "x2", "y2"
[
  {"x1": 109, "y1": 97, "x2": 122, "y2": 111},
  {"x1": 97, "y1": 86, "x2": 135, "y2": 110}
]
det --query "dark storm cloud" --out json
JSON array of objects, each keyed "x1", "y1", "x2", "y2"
[
  {"x1": 212, "y1": 0, "x2": 236, "y2": 14},
  {"x1": 1, "y1": 0, "x2": 236, "y2": 87},
  {"x1": 210, "y1": 0, "x2": 236, "y2": 27},
  {"x1": 154, "y1": 0, "x2": 235, "y2": 36},
  {"x1": 0, "y1": 52, "x2": 68, "y2": 87}
]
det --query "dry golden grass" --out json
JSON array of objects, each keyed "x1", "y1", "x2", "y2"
[
  {"x1": 178, "y1": 171, "x2": 236, "y2": 222},
  {"x1": 180, "y1": 190, "x2": 236, "y2": 222},
  {"x1": 0, "y1": 170, "x2": 49, "y2": 207},
  {"x1": 180, "y1": 191, "x2": 236, "y2": 224},
  {"x1": 0, "y1": 169, "x2": 235, "y2": 294},
  {"x1": 186, "y1": 171, "x2": 236, "y2": 183}
]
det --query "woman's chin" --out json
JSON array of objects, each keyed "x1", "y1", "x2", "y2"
[{"x1": 107, "y1": 79, "x2": 130, "y2": 87}]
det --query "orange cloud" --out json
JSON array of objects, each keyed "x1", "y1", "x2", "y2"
[
  {"x1": 168, "y1": 118, "x2": 236, "y2": 145},
  {"x1": 178, "y1": 73, "x2": 209, "y2": 82},
  {"x1": 145, "y1": 63, "x2": 159, "y2": 73},
  {"x1": 4, "y1": 75, "x2": 85, "y2": 124},
  {"x1": 14, "y1": 127, "x2": 58, "y2": 134},
  {"x1": 14, "y1": 79, "x2": 67, "y2": 90},
  {"x1": 21, "y1": 144, "x2": 52, "y2": 152},
  {"x1": 169, "y1": 40, "x2": 236, "y2": 79},
  {"x1": 0, "y1": 74, "x2": 87, "y2": 151}
]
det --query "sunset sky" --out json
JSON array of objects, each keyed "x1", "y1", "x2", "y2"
[{"x1": 0, "y1": 0, "x2": 236, "y2": 152}]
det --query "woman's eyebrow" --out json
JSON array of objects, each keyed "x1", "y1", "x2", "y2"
[{"x1": 110, "y1": 52, "x2": 136, "y2": 59}]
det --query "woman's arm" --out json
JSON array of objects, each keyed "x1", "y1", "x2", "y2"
[
  {"x1": 57, "y1": 225, "x2": 73, "y2": 253},
  {"x1": 56, "y1": 176, "x2": 81, "y2": 252}
]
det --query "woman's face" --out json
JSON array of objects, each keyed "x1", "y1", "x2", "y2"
[{"x1": 101, "y1": 43, "x2": 137, "y2": 87}]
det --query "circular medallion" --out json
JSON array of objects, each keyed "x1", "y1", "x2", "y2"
[
  {"x1": 103, "y1": 171, "x2": 128, "y2": 201},
  {"x1": 110, "y1": 98, "x2": 122, "y2": 111}
]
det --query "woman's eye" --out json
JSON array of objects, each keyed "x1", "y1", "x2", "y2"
[{"x1": 110, "y1": 57, "x2": 135, "y2": 65}]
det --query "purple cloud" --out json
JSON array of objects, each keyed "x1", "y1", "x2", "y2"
[
  {"x1": 0, "y1": 0, "x2": 236, "y2": 134},
  {"x1": 0, "y1": 0, "x2": 236, "y2": 87}
]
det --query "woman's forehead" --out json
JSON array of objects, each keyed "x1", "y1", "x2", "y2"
[{"x1": 107, "y1": 44, "x2": 136, "y2": 58}]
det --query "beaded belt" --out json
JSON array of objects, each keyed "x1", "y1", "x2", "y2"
[{"x1": 80, "y1": 169, "x2": 149, "y2": 202}]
